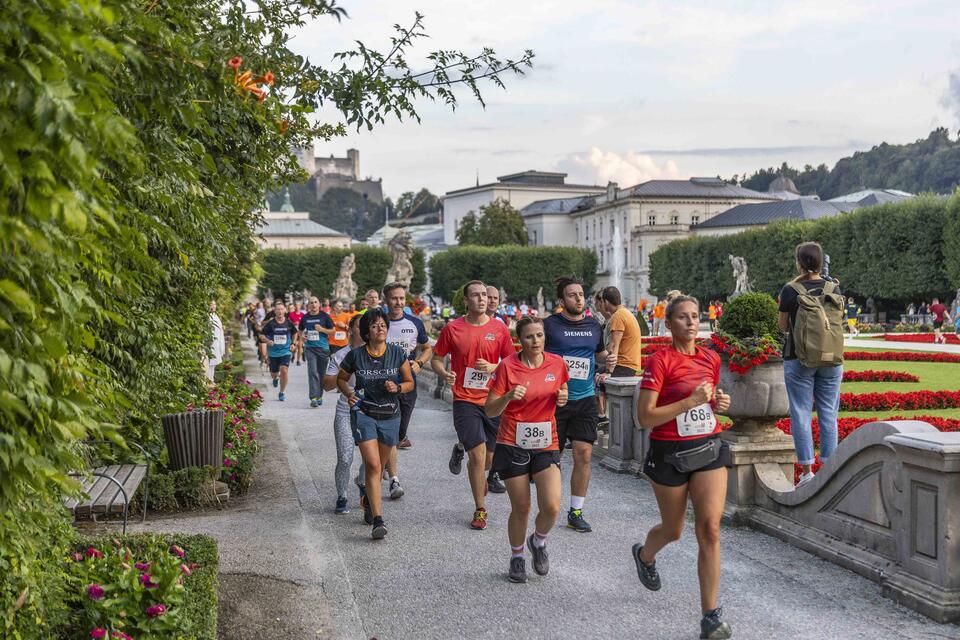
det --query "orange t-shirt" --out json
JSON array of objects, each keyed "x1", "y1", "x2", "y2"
[
  {"x1": 490, "y1": 352, "x2": 570, "y2": 451},
  {"x1": 433, "y1": 316, "x2": 515, "y2": 405},
  {"x1": 653, "y1": 303, "x2": 666, "y2": 319},
  {"x1": 609, "y1": 306, "x2": 642, "y2": 372},
  {"x1": 328, "y1": 312, "x2": 353, "y2": 347}
]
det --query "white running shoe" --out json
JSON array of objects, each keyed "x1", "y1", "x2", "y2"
[{"x1": 797, "y1": 471, "x2": 815, "y2": 486}]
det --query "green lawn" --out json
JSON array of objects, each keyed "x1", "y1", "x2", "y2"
[{"x1": 840, "y1": 350, "x2": 960, "y2": 420}]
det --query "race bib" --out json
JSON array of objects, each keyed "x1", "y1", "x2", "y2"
[
  {"x1": 333, "y1": 331, "x2": 347, "y2": 341},
  {"x1": 306, "y1": 330, "x2": 321, "y2": 342},
  {"x1": 677, "y1": 403, "x2": 717, "y2": 437},
  {"x1": 272, "y1": 334, "x2": 288, "y2": 346},
  {"x1": 463, "y1": 367, "x2": 490, "y2": 390},
  {"x1": 515, "y1": 421, "x2": 552, "y2": 450},
  {"x1": 563, "y1": 356, "x2": 591, "y2": 380}
]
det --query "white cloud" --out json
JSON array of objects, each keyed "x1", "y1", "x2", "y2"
[{"x1": 558, "y1": 148, "x2": 683, "y2": 186}]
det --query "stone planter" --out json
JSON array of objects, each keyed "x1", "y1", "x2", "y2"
[{"x1": 719, "y1": 356, "x2": 789, "y2": 440}]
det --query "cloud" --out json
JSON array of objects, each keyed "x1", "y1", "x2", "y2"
[
  {"x1": 944, "y1": 68, "x2": 960, "y2": 128},
  {"x1": 638, "y1": 144, "x2": 851, "y2": 157},
  {"x1": 558, "y1": 148, "x2": 682, "y2": 186}
]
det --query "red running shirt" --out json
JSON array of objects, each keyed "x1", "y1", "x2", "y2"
[
  {"x1": 640, "y1": 346, "x2": 721, "y2": 441},
  {"x1": 433, "y1": 316, "x2": 515, "y2": 405},
  {"x1": 930, "y1": 303, "x2": 947, "y2": 322},
  {"x1": 490, "y1": 352, "x2": 570, "y2": 451}
]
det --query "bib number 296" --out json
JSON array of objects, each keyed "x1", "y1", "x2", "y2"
[{"x1": 463, "y1": 367, "x2": 490, "y2": 390}]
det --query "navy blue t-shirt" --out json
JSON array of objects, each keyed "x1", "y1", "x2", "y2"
[
  {"x1": 299, "y1": 312, "x2": 334, "y2": 349},
  {"x1": 340, "y1": 343, "x2": 407, "y2": 409},
  {"x1": 543, "y1": 313, "x2": 604, "y2": 401},
  {"x1": 261, "y1": 318, "x2": 297, "y2": 358}
]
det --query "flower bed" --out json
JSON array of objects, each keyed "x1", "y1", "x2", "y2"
[
  {"x1": 883, "y1": 333, "x2": 960, "y2": 344},
  {"x1": 58, "y1": 533, "x2": 218, "y2": 640},
  {"x1": 842, "y1": 370, "x2": 920, "y2": 383},
  {"x1": 840, "y1": 389, "x2": 960, "y2": 411},
  {"x1": 709, "y1": 332, "x2": 781, "y2": 374},
  {"x1": 845, "y1": 350, "x2": 960, "y2": 363}
]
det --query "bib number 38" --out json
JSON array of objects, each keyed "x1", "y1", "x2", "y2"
[
  {"x1": 677, "y1": 403, "x2": 717, "y2": 437},
  {"x1": 515, "y1": 421, "x2": 552, "y2": 449}
]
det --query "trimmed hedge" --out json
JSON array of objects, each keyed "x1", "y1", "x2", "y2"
[
  {"x1": 716, "y1": 293, "x2": 780, "y2": 339},
  {"x1": 259, "y1": 246, "x2": 426, "y2": 300},
  {"x1": 429, "y1": 246, "x2": 598, "y2": 302},
  {"x1": 649, "y1": 195, "x2": 957, "y2": 304}
]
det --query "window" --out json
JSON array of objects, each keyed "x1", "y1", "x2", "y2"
[
  {"x1": 637, "y1": 245, "x2": 643, "y2": 267},
  {"x1": 575, "y1": 223, "x2": 580, "y2": 242},
  {"x1": 670, "y1": 215, "x2": 679, "y2": 225},
  {"x1": 598, "y1": 249, "x2": 604, "y2": 270},
  {"x1": 585, "y1": 223, "x2": 589, "y2": 242},
  {"x1": 531, "y1": 230, "x2": 538, "y2": 245},
  {"x1": 691, "y1": 215, "x2": 700, "y2": 225},
  {"x1": 622, "y1": 214, "x2": 627, "y2": 233},
  {"x1": 647, "y1": 215, "x2": 656, "y2": 226}
]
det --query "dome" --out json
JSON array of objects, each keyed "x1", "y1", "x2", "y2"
[{"x1": 768, "y1": 176, "x2": 799, "y2": 194}]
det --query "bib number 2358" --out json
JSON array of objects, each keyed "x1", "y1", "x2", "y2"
[
  {"x1": 463, "y1": 367, "x2": 490, "y2": 390},
  {"x1": 516, "y1": 421, "x2": 552, "y2": 449},
  {"x1": 677, "y1": 403, "x2": 717, "y2": 437}
]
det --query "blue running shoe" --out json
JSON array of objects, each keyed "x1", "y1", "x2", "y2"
[
  {"x1": 278, "y1": 392, "x2": 285, "y2": 401},
  {"x1": 272, "y1": 378, "x2": 279, "y2": 388}
]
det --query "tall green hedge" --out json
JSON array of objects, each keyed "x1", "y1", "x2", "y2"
[
  {"x1": 649, "y1": 195, "x2": 957, "y2": 304},
  {"x1": 429, "y1": 246, "x2": 598, "y2": 301},
  {"x1": 259, "y1": 246, "x2": 426, "y2": 299}
]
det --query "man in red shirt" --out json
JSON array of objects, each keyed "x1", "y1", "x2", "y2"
[
  {"x1": 930, "y1": 297, "x2": 951, "y2": 345},
  {"x1": 432, "y1": 280, "x2": 515, "y2": 529}
]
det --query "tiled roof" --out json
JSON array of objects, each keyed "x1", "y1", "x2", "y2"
[
  {"x1": 695, "y1": 199, "x2": 844, "y2": 229},
  {"x1": 628, "y1": 178, "x2": 776, "y2": 200},
  {"x1": 521, "y1": 196, "x2": 590, "y2": 217},
  {"x1": 259, "y1": 218, "x2": 347, "y2": 237},
  {"x1": 827, "y1": 189, "x2": 913, "y2": 204}
]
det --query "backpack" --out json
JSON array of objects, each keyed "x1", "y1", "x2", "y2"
[{"x1": 789, "y1": 280, "x2": 845, "y2": 368}]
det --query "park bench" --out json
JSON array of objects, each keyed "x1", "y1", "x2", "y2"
[{"x1": 65, "y1": 440, "x2": 151, "y2": 535}]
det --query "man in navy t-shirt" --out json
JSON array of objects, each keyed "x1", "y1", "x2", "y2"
[
  {"x1": 259, "y1": 300, "x2": 299, "y2": 401},
  {"x1": 543, "y1": 276, "x2": 606, "y2": 533},
  {"x1": 298, "y1": 296, "x2": 336, "y2": 408}
]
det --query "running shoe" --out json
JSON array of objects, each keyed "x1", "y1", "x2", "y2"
[
  {"x1": 372, "y1": 516, "x2": 387, "y2": 540},
  {"x1": 632, "y1": 543, "x2": 661, "y2": 591},
  {"x1": 487, "y1": 472, "x2": 506, "y2": 494},
  {"x1": 448, "y1": 443, "x2": 464, "y2": 475},
  {"x1": 296, "y1": 360, "x2": 301, "y2": 366},
  {"x1": 470, "y1": 508, "x2": 488, "y2": 530},
  {"x1": 359, "y1": 487, "x2": 373, "y2": 525},
  {"x1": 508, "y1": 557, "x2": 528, "y2": 584},
  {"x1": 278, "y1": 392, "x2": 285, "y2": 402},
  {"x1": 316, "y1": 397, "x2": 323, "y2": 406},
  {"x1": 526, "y1": 534, "x2": 549, "y2": 576},
  {"x1": 272, "y1": 378, "x2": 279, "y2": 388},
  {"x1": 382, "y1": 468, "x2": 390, "y2": 481},
  {"x1": 335, "y1": 497, "x2": 349, "y2": 514},
  {"x1": 797, "y1": 471, "x2": 815, "y2": 486},
  {"x1": 397, "y1": 438, "x2": 412, "y2": 449},
  {"x1": 310, "y1": 399, "x2": 318, "y2": 408},
  {"x1": 567, "y1": 508, "x2": 592, "y2": 533},
  {"x1": 389, "y1": 478, "x2": 405, "y2": 500},
  {"x1": 700, "y1": 607, "x2": 732, "y2": 639}
]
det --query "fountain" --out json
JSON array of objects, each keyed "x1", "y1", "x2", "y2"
[{"x1": 611, "y1": 225, "x2": 625, "y2": 295}]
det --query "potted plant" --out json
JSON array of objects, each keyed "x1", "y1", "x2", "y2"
[{"x1": 709, "y1": 292, "x2": 789, "y2": 439}]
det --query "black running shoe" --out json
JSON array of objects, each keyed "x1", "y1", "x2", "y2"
[
  {"x1": 448, "y1": 443, "x2": 464, "y2": 475},
  {"x1": 508, "y1": 556, "x2": 527, "y2": 583},
  {"x1": 526, "y1": 534, "x2": 549, "y2": 576},
  {"x1": 371, "y1": 516, "x2": 387, "y2": 540},
  {"x1": 700, "y1": 607, "x2": 732, "y2": 639},
  {"x1": 632, "y1": 543, "x2": 661, "y2": 591},
  {"x1": 567, "y1": 508, "x2": 592, "y2": 532},
  {"x1": 359, "y1": 487, "x2": 373, "y2": 525},
  {"x1": 487, "y1": 472, "x2": 506, "y2": 494}
]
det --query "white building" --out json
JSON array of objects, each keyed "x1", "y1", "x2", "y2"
[
  {"x1": 441, "y1": 170, "x2": 604, "y2": 246},
  {"x1": 257, "y1": 191, "x2": 351, "y2": 250}
]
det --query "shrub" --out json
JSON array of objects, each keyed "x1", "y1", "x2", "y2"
[{"x1": 716, "y1": 293, "x2": 780, "y2": 339}]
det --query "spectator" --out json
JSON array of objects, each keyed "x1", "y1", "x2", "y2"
[
  {"x1": 652, "y1": 298, "x2": 667, "y2": 336},
  {"x1": 596, "y1": 286, "x2": 642, "y2": 376}
]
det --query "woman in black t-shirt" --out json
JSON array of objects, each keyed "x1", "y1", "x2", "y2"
[{"x1": 777, "y1": 242, "x2": 843, "y2": 486}]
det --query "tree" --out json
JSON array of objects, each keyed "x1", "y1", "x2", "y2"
[
  {"x1": 394, "y1": 188, "x2": 441, "y2": 219},
  {"x1": 455, "y1": 198, "x2": 529, "y2": 246}
]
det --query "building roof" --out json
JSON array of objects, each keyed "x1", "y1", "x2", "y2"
[
  {"x1": 259, "y1": 218, "x2": 347, "y2": 237},
  {"x1": 768, "y1": 176, "x2": 800, "y2": 195},
  {"x1": 496, "y1": 170, "x2": 568, "y2": 185},
  {"x1": 627, "y1": 178, "x2": 776, "y2": 200},
  {"x1": 521, "y1": 196, "x2": 591, "y2": 218},
  {"x1": 827, "y1": 188, "x2": 913, "y2": 205},
  {"x1": 444, "y1": 170, "x2": 603, "y2": 197},
  {"x1": 694, "y1": 199, "x2": 844, "y2": 229}
]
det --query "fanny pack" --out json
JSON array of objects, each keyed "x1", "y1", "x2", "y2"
[
  {"x1": 359, "y1": 399, "x2": 398, "y2": 420},
  {"x1": 665, "y1": 438, "x2": 721, "y2": 474}
]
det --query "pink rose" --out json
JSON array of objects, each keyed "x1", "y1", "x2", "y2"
[
  {"x1": 146, "y1": 603, "x2": 167, "y2": 618},
  {"x1": 91, "y1": 628, "x2": 107, "y2": 639},
  {"x1": 169, "y1": 544, "x2": 185, "y2": 558},
  {"x1": 87, "y1": 584, "x2": 105, "y2": 600}
]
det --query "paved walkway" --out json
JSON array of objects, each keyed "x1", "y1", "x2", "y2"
[{"x1": 140, "y1": 336, "x2": 959, "y2": 639}]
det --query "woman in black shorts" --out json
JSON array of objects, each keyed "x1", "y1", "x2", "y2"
[
  {"x1": 485, "y1": 317, "x2": 569, "y2": 583},
  {"x1": 632, "y1": 295, "x2": 733, "y2": 639}
]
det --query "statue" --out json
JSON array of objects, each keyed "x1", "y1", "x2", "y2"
[
  {"x1": 821, "y1": 253, "x2": 831, "y2": 279},
  {"x1": 384, "y1": 230, "x2": 415, "y2": 288},
  {"x1": 331, "y1": 253, "x2": 357, "y2": 304},
  {"x1": 728, "y1": 255, "x2": 753, "y2": 298},
  {"x1": 536, "y1": 287, "x2": 545, "y2": 317},
  {"x1": 499, "y1": 286, "x2": 508, "y2": 308}
]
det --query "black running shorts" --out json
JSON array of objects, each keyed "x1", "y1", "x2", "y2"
[
  {"x1": 268, "y1": 354, "x2": 291, "y2": 373},
  {"x1": 556, "y1": 396, "x2": 598, "y2": 447},
  {"x1": 452, "y1": 401, "x2": 499, "y2": 452},
  {"x1": 643, "y1": 435, "x2": 731, "y2": 487},
  {"x1": 491, "y1": 443, "x2": 561, "y2": 480}
]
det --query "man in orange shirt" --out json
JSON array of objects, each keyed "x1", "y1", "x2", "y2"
[
  {"x1": 327, "y1": 299, "x2": 353, "y2": 354},
  {"x1": 652, "y1": 298, "x2": 667, "y2": 336},
  {"x1": 597, "y1": 286, "x2": 642, "y2": 376}
]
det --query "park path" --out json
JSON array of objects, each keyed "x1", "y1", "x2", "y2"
[{"x1": 141, "y1": 336, "x2": 959, "y2": 640}]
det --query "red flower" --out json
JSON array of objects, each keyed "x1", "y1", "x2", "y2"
[
  {"x1": 845, "y1": 351, "x2": 960, "y2": 364},
  {"x1": 228, "y1": 56, "x2": 243, "y2": 70},
  {"x1": 842, "y1": 370, "x2": 920, "y2": 383}
]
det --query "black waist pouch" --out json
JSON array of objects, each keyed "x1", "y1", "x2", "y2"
[{"x1": 665, "y1": 438, "x2": 721, "y2": 473}]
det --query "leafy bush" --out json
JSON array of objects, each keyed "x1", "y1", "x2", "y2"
[
  {"x1": 716, "y1": 293, "x2": 780, "y2": 339},
  {"x1": 139, "y1": 468, "x2": 214, "y2": 513},
  {"x1": 429, "y1": 246, "x2": 598, "y2": 302}
]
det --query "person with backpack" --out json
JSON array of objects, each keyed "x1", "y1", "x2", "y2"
[{"x1": 778, "y1": 241, "x2": 844, "y2": 486}]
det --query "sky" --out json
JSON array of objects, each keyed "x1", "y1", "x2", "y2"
[{"x1": 292, "y1": 0, "x2": 960, "y2": 198}]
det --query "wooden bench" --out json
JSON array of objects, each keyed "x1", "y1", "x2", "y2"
[{"x1": 66, "y1": 441, "x2": 150, "y2": 534}]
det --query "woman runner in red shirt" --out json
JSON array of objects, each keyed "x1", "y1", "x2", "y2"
[
  {"x1": 632, "y1": 295, "x2": 733, "y2": 639},
  {"x1": 485, "y1": 317, "x2": 569, "y2": 584}
]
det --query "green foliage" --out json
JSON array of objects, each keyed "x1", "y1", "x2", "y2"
[
  {"x1": 455, "y1": 199, "x2": 529, "y2": 246},
  {"x1": 650, "y1": 195, "x2": 957, "y2": 304},
  {"x1": 260, "y1": 246, "x2": 426, "y2": 299},
  {"x1": 716, "y1": 293, "x2": 781, "y2": 339},
  {"x1": 139, "y1": 467, "x2": 212, "y2": 513},
  {"x1": 429, "y1": 246, "x2": 598, "y2": 302},
  {"x1": 394, "y1": 188, "x2": 441, "y2": 219},
  {"x1": 737, "y1": 129, "x2": 960, "y2": 198}
]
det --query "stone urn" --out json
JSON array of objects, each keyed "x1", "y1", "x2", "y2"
[{"x1": 718, "y1": 356, "x2": 790, "y2": 443}]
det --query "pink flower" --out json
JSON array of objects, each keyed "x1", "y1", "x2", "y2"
[
  {"x1": 140, "y1": 573, "x2": 159, "y2": 589},
  {"x1": 189, "y1": 562, "x2": 200, "y2": 570},
  {"x1": 146, "y1": 603, "x2": 167, "y2": 618},
  {"x1": 135, "y1": 562, "x2": 150, "y2": 571},
  {"x1": 224, "y1": 458, "x2": 232, "y2": 467},
  {"x1": 230, "y1": 473, "x2": 237, "y2": 482},
  {"x1": 169, "y1": 544, "x2": 185, "y2": 558},
  {"x1": 181, "y1": 563, "x2": 192, "y2": 575},
  {"x1": 112, "y1": 632, "x2": 133, "y2": 640},
  {"x1": 225, "y1": 442, "x2": 234, "y2": 449},
  {"x1": 249, "y1": 431, "x2": 257, "y2": 440},
  {"x1": 87, "y1": 584, "x2": 105, "y2": 600},
  {"x1": 85, "y1": 547, "x2": 104, "y2": 559},
  {"x1": 72, "y1": 552, "x2": 84, "y2": 562},
  {"x1": 91, "y1": 628, "x2": 107, "y2": 639}
]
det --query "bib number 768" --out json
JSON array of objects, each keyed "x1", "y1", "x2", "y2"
[{"x1": 676, "y1": 403, "x2": 716, "y2": 437}]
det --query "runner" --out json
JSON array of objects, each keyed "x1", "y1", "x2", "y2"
[
  {"x1": 337, "y1": 308, "x2": 414, "y2": 539},
  {"x1": 363, "y1": 289, "x2": 381, "y2": 314},
  {"x1": 298, "y1": 296, "x2": 336, "y2": 408},
  {"x1": 930, "y1": 297, "x2": 950, "y2": 344},
  {"x1": 845, "y1": 297, "x2": 861, "y2": 337},
  {"x1": 543, "y1": 275, "x2": 606, "y2": 533},
  {"x1": 328, "y1": 300, "x2": 353, "y2": 354},
  {"x1": 323, "y1": 314, "x2": 365, "y2": 514},
  {"x1": 632, "y1": 295, "x2": 733, "y2": 639},
  {"x1": 431, "y1": 280, "x2": 515, "y2": 529},
  {"x1": 258, "y1": 300, "x2": 298, "y2": 401},
  {"x1": 707, "y1": 302, "x2": 718, "y2": 332},
  {"x1": 383, "y1": 281, "x2": 432, "y2": 501},
  {"x1": 652, "y1": 298, "x2": 666, "y2": 336},
  {"x1": 288, "y1": 303, "x2": 305, "y2": 366},
  {"x1": 485, "y1": 316, "x2": 569, "y2": 583},
  {"x1": 597, "y1": 286, "x2": 643, "y2": 376}
]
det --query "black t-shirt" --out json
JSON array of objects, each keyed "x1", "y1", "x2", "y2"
[
  {"x1": 778, "y1": 278, "x2": 842, "y2": 360},
  {"x1": 339, "y1": 344, "x2": 407, "y2": 411}
]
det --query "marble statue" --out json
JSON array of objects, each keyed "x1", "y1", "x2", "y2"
[
  {"x1": 385, "y1": 230, "x2": 415, "y2": 288},
  {"x1": 728, "y1": 255, "x2": 753, "y2": 298},
  {"x1": 331, "y1": 253, "x2": 357, "y2": 304},
  {"x1": 821, "y1": 253, "x2": 831, "y2": 279},
  {"x1": 536, "y1": 287, "x2": 545, "y2": 316}
]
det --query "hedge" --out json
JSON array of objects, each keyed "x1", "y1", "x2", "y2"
[
  {"x1": 259, "y1": 246, "x2": 426, "y2": 300},
  {"x1": 429, "y1": 246, "x2": 598, "y2": 301},
  {"x1": 649, "y1": 195, "x2": 957, "y2": 304}
]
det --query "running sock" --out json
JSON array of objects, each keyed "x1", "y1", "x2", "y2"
[
  {"x1": 532, "y1": 531, "x2": 548, "y2": 548},
  {"x1": 511, "y1": 545, "x2": 524, "y2": 558},
  {"x1": 570, "y1": 495, "x2": 585, "y2": 510},
  {"x1": 390, "y1": 475, "x2": 399, "y2": 484}
]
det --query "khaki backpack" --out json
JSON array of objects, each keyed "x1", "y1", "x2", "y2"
[{"x1": 789, "y1": 280, "x2": 845, "y2": 367}]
